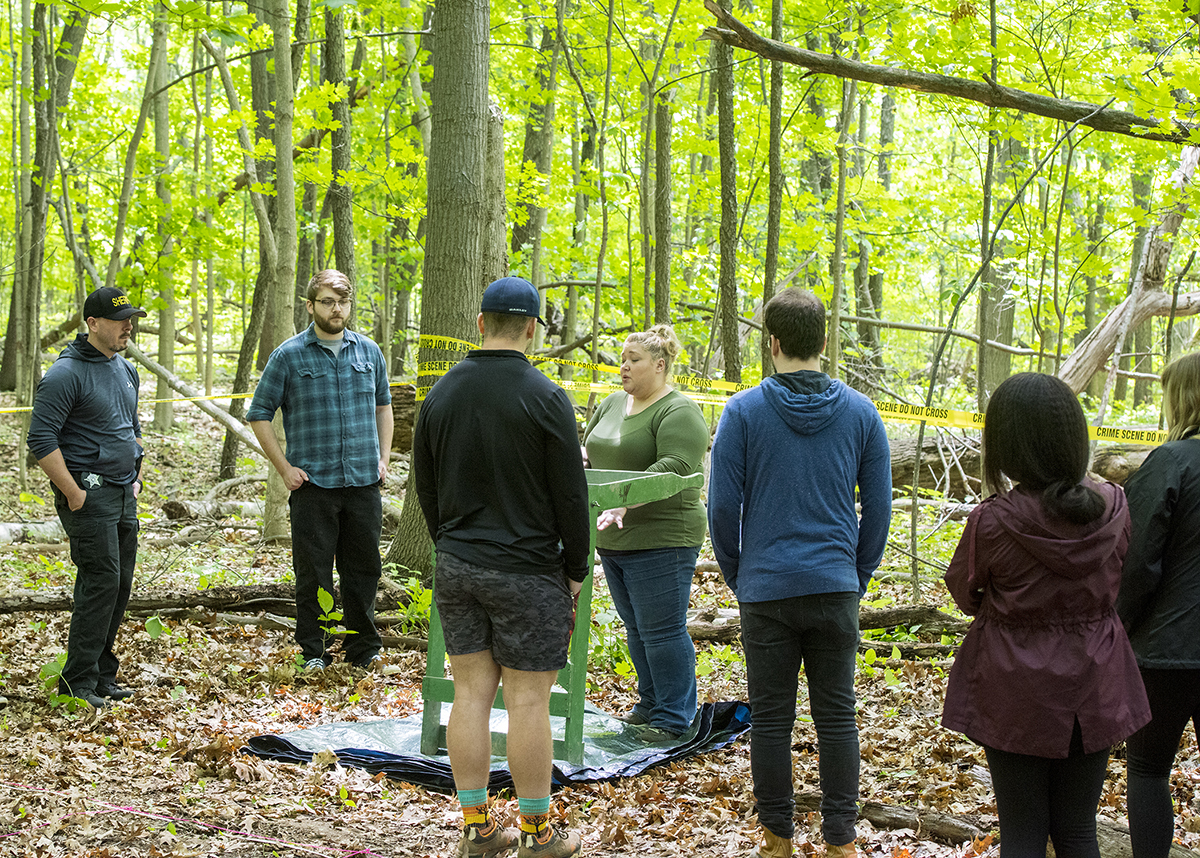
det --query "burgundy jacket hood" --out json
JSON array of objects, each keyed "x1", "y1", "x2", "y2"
[{"x1": 993, "y1": 484, "x2": 1130, "y2": 582}]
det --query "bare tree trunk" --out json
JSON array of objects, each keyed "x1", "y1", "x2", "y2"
[
  {"x1": 1, "y1": 0, "x2": 34, "y2": 393},
  {"x1": 104, "y1": 18, "x2": 166, "y2": 291},
  {"x1": 17, "y1": 0, "x2": 52, "y2": 488},
  {"x1": 866, "y1": 87, "x2": 894, "y2": 373},
  {"x1": 1119, "y1": 170, "x2": 1153, "y2": 404},
  {"x1": 200, "y1": 22, "x2": 278, "y2": 480},
  {"x1": 386, "y1": 0, "x2": 491, "y2": 579},
  {"x1": 761, "y1": 0, "x2": 783, "y2": 378},
  {"x1": 325, "y1": 6, "x2": 356, "y2": 288},
  {"x1": 829, "y1": 75, "x2": 856, "y2": 380},
  {"x1": 653, "y1": 93, "x2": 672, "y2": 325},
  {"x1": 260, "y1": 0, "x2": 300, "y2": 543},
  {"x1": 510, "y1": 24, "x2": 558, "y2": 260},
  {"x1": 716, "y1": 0, "x2": 740, "y2": 383},
  {"x1": 482, "y1": 102, "x2": 508, "y2": 284},
  {"x1": 151, "y1": 4, "x2": 175, "y2": 432}
]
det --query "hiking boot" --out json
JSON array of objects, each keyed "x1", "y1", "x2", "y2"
[
  {"x1": 96, "y1": 682, "x2": 134, "y2": 701},
  {"x1": 824, "y1": 841, "x2": 857, "y2": 858},
  {"x1": 517, "y1": 825, "x2": 581, "y2": 858},
  {"x1": 454, "y1": 820, "x2": 517, "y2": 857},
  {"x1": 612, "y1": 709, "x2": 649, "y2": 726},
  {"x1": 752, "y1": 827, "x2": 792, "y2": 857},
  {"x1": 81, "y1": 692, "x2": 110, "y2": 709},
  {"x1": 631, "y1": 724, "x2": 680, "y2": 744}
]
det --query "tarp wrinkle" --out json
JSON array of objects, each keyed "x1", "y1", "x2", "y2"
[{"x1": 244, "y1": 701, "x2": 750, "y2": 793}]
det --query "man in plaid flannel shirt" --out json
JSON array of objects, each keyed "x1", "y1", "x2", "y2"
[{"x1": 248, "y1": 269, "x2": 393, "y2": 671}]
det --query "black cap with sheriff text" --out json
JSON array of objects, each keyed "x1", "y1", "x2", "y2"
[{"x1": 83, "y1": 287, "x2": 148, "y2": 322}]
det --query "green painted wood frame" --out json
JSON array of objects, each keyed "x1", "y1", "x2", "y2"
[{"x1": 419, "y1": 469, "x2": 705, "y2": 765}]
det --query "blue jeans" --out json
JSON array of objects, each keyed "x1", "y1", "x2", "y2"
[
  {"x1": 740, "y1": 592, "x2": 860, "y2": 845},
  {"x1": 289, "y1": 483, "x2": 384, "y2": 664},
  {"x1": 600, "y1": 546, "x2": 699, "y2": 735},
  {"x1": 54, "y1": 481, "x2": 138, "y2": 696}
]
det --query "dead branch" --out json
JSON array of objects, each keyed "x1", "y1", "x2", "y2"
[
  {"x1": 125, "y1": 344, "x2": 265, "y2": 459},
  {"x1": 700, "y1": 0, "x2": 1194, "y2": 144}
]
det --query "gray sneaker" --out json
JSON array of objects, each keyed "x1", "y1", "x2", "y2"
[
  {"x1": 303, "y1": 657, "x2": 328, "y2": 671},
  {"x1": 517, "y1": 826, "x2": 581, "y2": 858},
  {"x1": 454, "y1": 821, "x2": 517, "y2": 857}
]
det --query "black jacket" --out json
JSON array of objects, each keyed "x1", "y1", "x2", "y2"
[
  {"x1": 412, "y1": 350, "x2": 591, "y2": 582},
  {"x1": 1118, "y1": 435, "x2": 1200, "y2": 668}
]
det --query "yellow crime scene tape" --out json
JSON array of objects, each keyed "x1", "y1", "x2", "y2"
[
  {"x1": 0, "y1": 334, "x2": 1165, "y2": 447},
  {"x1": 414, "y1": 335, "x2": 1166, "y2": 445}
]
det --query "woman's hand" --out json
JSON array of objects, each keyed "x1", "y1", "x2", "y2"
[{"x1": 596, "y1": 507, "x2": 627, "y2": 530}]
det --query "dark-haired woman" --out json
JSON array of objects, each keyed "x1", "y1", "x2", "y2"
[
  {"x1": 941, "y1": 373, "x2": 1149, "y2": 858},
  {"x1": 1120, "y1": 352, "x2": 1200, "y2": 858}
]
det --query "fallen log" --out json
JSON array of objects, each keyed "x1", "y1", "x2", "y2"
[
  {"x1": 0, "y1": 583, "x2": 401, "y2": 615},
  {"x1": 1092, "y1": 444, "x2": 1156, "y2": 486},
  {"x1": 794, "y1": 789, "x2": 992, "y2": 844},
  {"x1": 204, "y1": 473, "x2": 267, "y2": 503},
  {"x1": 141, "y1": 609, "x2": 429, "y2": 650},
  {"x1": 162, "y1": 499, "x2": 264, "y2": 520},
  {"x1": 890, "y1": 432, "x2": 981, "y2": 501},
  {"x1": 0, "y1": 521, "x2": 67, "y2": 544},
  {"x1": 859, "y1": 605, "x2": 968, "y2": 637}
]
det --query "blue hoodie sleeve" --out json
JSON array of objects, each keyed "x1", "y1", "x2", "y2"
[
  {"x1": 708, "y1": 398, "x2": 746, "y2": 596},
  {"x1": 855, "y1": 406, "x2": 892, "y2": 596}
]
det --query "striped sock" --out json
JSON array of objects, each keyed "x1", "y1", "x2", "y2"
[
  {"x1": 458, "y1": 788, "x2": 490, "y2": 828},
  {"x1": 518, "y1": 795, "x2": 552, "y2": 841}
]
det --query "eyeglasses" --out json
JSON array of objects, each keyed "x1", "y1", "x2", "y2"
[{"x1": 313, "y1": 298, "x2": 351, "y2": 309}]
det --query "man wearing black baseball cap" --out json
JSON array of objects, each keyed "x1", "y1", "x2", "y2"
[
  {"x1": 27, "y1": 286, "x2": 147, "y2": 708},
  {"x1": 413, "y1": 275, "x2": 587, "y2": 857}
]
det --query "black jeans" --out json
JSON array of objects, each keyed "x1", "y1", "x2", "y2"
[
  {"x1": 740, "y1": 592, "x2": 860, "y2": 845},
  {"x1": 983, "y1": 721, "x2": 1110, "y2": 858},
  {"x1": 54, "y1": 482, "x2": 137, "y2": 696},
  {"x1": 1126, "y1": 668, "x2": 1200, "y2": 858},
  {"x1": 289, "y1": 483, "x2": 383, "y2": 664}
]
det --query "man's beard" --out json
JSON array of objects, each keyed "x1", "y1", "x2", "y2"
[{"x1": 314, "y1": 314, "x2": 346, "y2": 336}]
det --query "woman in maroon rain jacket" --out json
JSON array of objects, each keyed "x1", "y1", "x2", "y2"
[{"x1": 942, "y1": 373, "x2": 1149, "y2": 858}]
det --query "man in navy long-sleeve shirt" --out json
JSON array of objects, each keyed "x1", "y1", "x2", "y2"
[
  {"x1": 27, "y1": 286, "x2": 147, "y2": 708},
  {"x1": 708, "y1": 287, "x2": 892, "y2": 858}
]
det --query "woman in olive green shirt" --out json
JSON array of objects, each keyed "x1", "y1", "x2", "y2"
[{"x1": 583, "y1": 324, "x2": 708, "y2": 740}]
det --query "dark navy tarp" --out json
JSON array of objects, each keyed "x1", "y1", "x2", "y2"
[{"x1": 244, "y1": 701, "x2": 750, "y2": 793}]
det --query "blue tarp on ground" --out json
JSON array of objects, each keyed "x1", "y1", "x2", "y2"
[{"x1": 244, "y1": 701, "x2": 750, "y2": 794}]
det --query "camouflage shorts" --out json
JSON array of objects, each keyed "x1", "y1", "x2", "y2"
[{"x1": 433, "y1": 551, "x2": 575, "y2": 672}]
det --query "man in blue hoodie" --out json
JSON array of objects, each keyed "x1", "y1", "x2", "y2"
[
  {"x1": 708, "y1": 287, "x2": 892, "y2": 858},
  {"x1": 28, "y1": 286, "x2": 148, "y2": 709}
]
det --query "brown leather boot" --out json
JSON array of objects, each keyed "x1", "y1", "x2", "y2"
[
  {"x1": 825, "y1": 840, "x2": 858, "y2": 858},
  {"x1": 752, "y1": 827, "x2": 793, "y2": 858}
]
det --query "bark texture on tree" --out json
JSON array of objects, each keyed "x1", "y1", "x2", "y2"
[
  {"x1": 716, "y1": 0, "x2": 740, "y2": 383},
  {"x1": 152, "y1": 5, "x2": 176, "y2": 432},
  {"x1": 654, "y1": 94, "x2": 672, "y2": 325},
  {"x1": 386, "y1": 0, "x2": 491, "y2": 579},
  {"x1": 325, "y1": 7, "x2": 356, "y2": 289}
]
